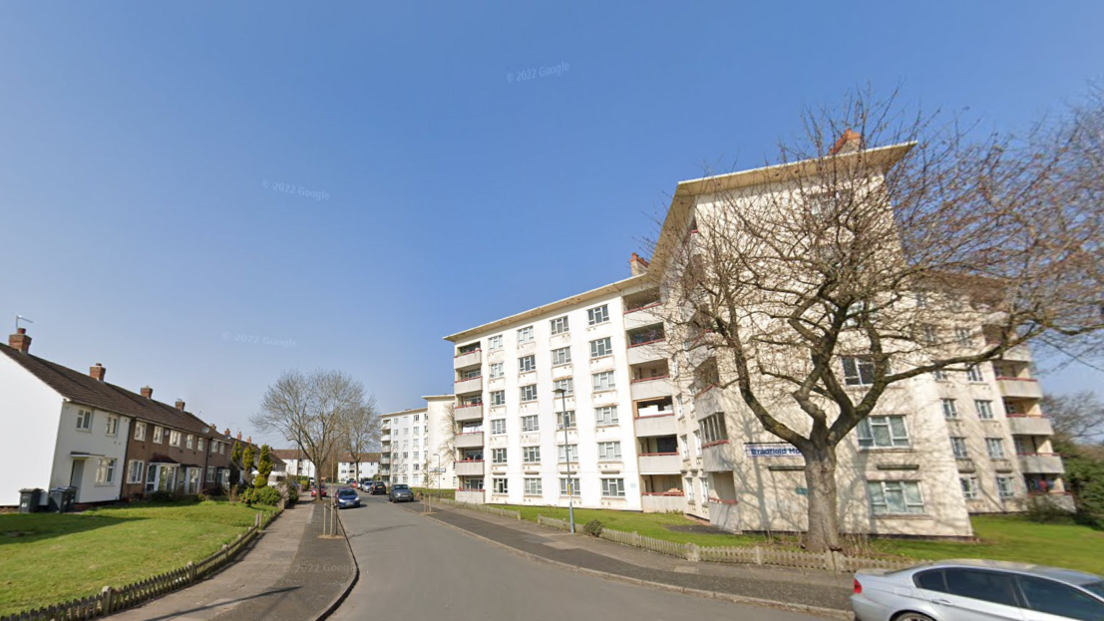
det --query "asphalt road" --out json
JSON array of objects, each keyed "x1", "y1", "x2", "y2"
[{"x1": 330, "y1": 493, "x2": 828, "y2": 621}]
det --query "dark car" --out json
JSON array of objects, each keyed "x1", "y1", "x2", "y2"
[
  {"x1": 369, "y1": 482, "x2": 387, "y2": 495},
  {"x1": 389, "y1": 484, "x2": 414, "y2": 503},
  {"x1": 335, "y1": 488, "x2": 360, "y2": 509}
]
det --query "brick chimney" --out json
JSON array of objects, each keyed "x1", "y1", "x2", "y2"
[
  {"x1": 141, "y1": 386, "x2": 153, "y2": 399},
  {"x1": 174, "y1": 399, "x2": 185, "y2": 410},
  {"x1": 8, "y1": 328, "x2": 31, "y2": 354},
  {"x1": 90, "y1": 363, "x2": 106, "y2": 382},
  {"x1": 629, "y1": 252, "x2": 650, "y2": 276},
  {"x1": 236, "y1": 431, "x2": 242, "y2": 440},
  {"x1": 829, "y1": 129, "x2": 863, "y2": 155},
  {"x1": 224, "y1": 427, "x2": 231, "y2": 436},
  {"x1": 247, "y1": 436, "x2": 252, "y2": 444}
]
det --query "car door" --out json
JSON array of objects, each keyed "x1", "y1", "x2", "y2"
[
  {"x1": 919, "y1": 568, "x2": 1026, "y2": 621},
  {"x1": 1015, "y1": 575, "x2": 1104, "y2": 621}
]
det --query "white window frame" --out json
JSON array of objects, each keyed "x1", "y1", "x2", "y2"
[
  {"x1": 492, "y1": 448, "x2": 508, "y2": 464},
  {"x1": 491, "y1": 419, "x2": 506, "y2": 435},
  {"x1": 134, "y1": 421, "x2": 146, "y2": 441},
  {"x1": 559, "y1": 477, "x2": 580, "y2": 496},
  {"x1": 185, "y1": 434, "x2": 194, "y2": 450},
  {"x1": 127, "y1": 460, "x2": 145, "y2": 484},
  {"x1": 522, "y1": 446, "x2": 541, "y2": 463},
  {"x1": 960, "y1": 476, "x2": 979, "y2": 500},
  {"x1": 986, "y1": 438, "x2": 1005, "y2": 459},
  {"x1": 76, "y1": 409, "x2": 93, "y2": 431},
  {"x1": 592, "y1": 371, "x2": 615, "y2": 391},
  {"x1": 96, "y1": 458, "x2": 117, "y2": 485},
  {"x1": 521, "y1": 415, "x2": 539, "y2": 432},
  {"x1": 595, "y1": 406, "x2": 619, "y2": 426},
  {"x1": 868, "y1": 480, "x2": 925, "y2": 515},
  {"x1": 966, "y1": 365, "x2": 984, "y2": 382},
  {"x1": 556, "y1": 410, "x2": 576, "y2": 430},
  {"x1": 550, "y1": 316, "x2": 569, "y2": 335},
  {"x1": 941, "y1": 399, "x2": 959, "y2": 419},
  {"x1": 520, "y1": 385, "x2": 538, "y2": 402},
  {"x1": 490, "y1": 391, "x2": 505, "y2": 406},
  {"x1": 519, "y1": 355, "x2": 536, "y2": 373},
  {"x1": 975, "y1": 400, "x2": 994, "y2": 420},
  {"x1": 856, "y1": 415, "x2": 910, "y2": 449},
  {"x1": 517, "y1": 326, "x2": 534, "y2": 344},
  {"x1": 950, "y1": 437, "x2": 969, "y2": 459},
  {"x1": 197, "y1": 438, "x2": 205, "y2": 452},
  {"x1": 701, "y1": 413, "x2": 728, "y2": 444},
  {"x1": 524, "y1": 478, "x2": 542, "y2": 495},
  {"x1": 169, "y1": 430, "x2": 182, "y2": 447},
  {"x1": 489, "y1": 362, "x2": 504, "y2": 379},
  {"x1": 153, "y1": 426, "x2": 164, "y2": 444},
  {"x1": 587, "y1": 304, "x2": 610, "y2": 326},
  {"x1": 493, "y1": 478, "x2": 508, "y2": 494},
  {"x1": 601, "y1": 478, "x2": 626, "y2": 498},
  {"x1": 955, "y1": 327, "x2": 972, "y2": 346},
  {"x1": 557, "y1": 444, "x2": 578, "y2": 463},
  {"x1": 488, "y1": 335, "x2": 503, "y2": 351},
  {"x1": 841, "y1": 357, "x2": 875, "y2": 386},
  {"x1": 996, "y1": 476, "x2": 1015, "y2": 498},
  {"x1": 590, "y1": 337, "x2": 613, "y2": 358},
  {"x1": 551, "y1": 346, "x2": 572, "y2": 366},
  {"x1": 553, "y1": 377, "x2": 574, "y2": 396},
  {"x1": 597, "y1": 441, "x2": 621, "y2": 461},
  {"x1": 105, "y1": 415, "x2": 119, "y2": 437}
]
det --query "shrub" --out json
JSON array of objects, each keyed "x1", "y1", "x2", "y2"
[
  {"x1": 286, "y1": 485, "x2": 299, "y2": 505},
  {"x1": 1025, "y1": 496, "x2": 1074, "y2": 524},
  {"x1": 147, "y1": 490, "x2": 177, "y2": 503},
  {"x1": 239, "y1": 486, "x2": 282, "y2": 507},
  {"x1": 583, "y1": 519, "x2": 604, "y2": 537}
]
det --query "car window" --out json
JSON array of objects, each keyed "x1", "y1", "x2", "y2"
[
  {"x1": 943, "y1": 569, "x2": 1019, "y2": 607},
  {"x1": 1017, "y1": 576, "x2": 1104, "y2": 621},
  {"x1": 1083, "y1": 581, "x2": 1104, "y2": 598},
  {"x1": 915, "y1": 570, "x2": 948, "y2": 593}
]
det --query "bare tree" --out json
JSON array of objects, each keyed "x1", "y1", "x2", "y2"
[
  {"x1": 648, "y1": 87, "x2": 1104, "y2": 551},
  {"x1": 437, "y1": 402, "x2": 457, "y2": 470},
  {"x1": 1043, "y1": 392, "x2": 1104, "y2": 443},
  {"x1": 339, "y1": 396, "x2": 381, "y2": 481}
]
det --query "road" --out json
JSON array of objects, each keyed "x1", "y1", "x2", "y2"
[{"x1": 331, "y1": 493, "x2": 827, "y2": 621}]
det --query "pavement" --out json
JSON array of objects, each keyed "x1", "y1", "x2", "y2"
[{"x1": 104, "y1": 498, "x2": 356, "y2": 621}]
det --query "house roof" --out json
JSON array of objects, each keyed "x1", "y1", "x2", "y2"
[
  {"x1": 0, "y1": 343, "x2": 214, "y2": 437},
  {"x1": 271, "y1": 449, "x2": 302, "y2": 461}
]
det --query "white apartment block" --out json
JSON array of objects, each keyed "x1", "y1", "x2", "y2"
[
  {"x1": 380, "y1": 395, "x2": 457, "y2": 489},
  {"x1": 443, "y1": 143, "x2": 1068, "y2": 538}
]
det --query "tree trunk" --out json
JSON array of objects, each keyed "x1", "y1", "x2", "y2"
[{"x1": 802, "y1": 445, "x2": 842, "y2": 552}]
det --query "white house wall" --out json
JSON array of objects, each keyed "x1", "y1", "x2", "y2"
[
  {"x1": 0, "y1": 356, "x2": 65, "y2": 506},
  {"x1": 50, "y1": 402, "x2": 132, "y2": 504}
]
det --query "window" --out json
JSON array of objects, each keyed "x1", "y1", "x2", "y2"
[
  {"x1": 558, "y1": 444, "x2": 578, "y2": 463},
  {"x1": 919, "y1": 324, "x2": 937, "y2": 345},
  {"x1": 520, "y1": 385, "x2": 538, "y2": 402},
  {"x1": 680, "y1": 435, "x2": 689, "y2": 459},
  {"x1": 185, "y1": 434, "x2": 194, "y2": 449},
  {"x1": 556, "y1": 410, "x2": 576, "y2": 429},
  {"x1": 1018, "y1": 575, "x2": 1104, "y2": 621},
  {"x1": 550, "y1": 316, "x2": 569, "y2": 335},
  {"x1": 955, "y1": 327, "x2": 972, "y2": 346},
  {"x1": 915, "y1": 291, "x2": 929, "y2": 308},
  {"x1": 105, "y1": 416, "x2": 119, "y2": 436},
  {"x1": 553, "y1": 377, "x2": 574, "y2": 396},
  {"x1": 856, "y1": 416, "x2": 910, "y2": 449},
  {"x1": 966, "y1": 365, "x2": 984, "y2": 382},
  {"x1": 489, "y1": 362, "x2": 504, "y2": 379},
  {"x1": 197, "y1": 438, "x2": 204, "y2": 452},
  {"x1": 169, "y1": 430, "x2": 182, "y2": 447},
  {"x1": 595, "y1": 406, "x2": 619, "y2": 426},
  {"x1": 997, "y1": 476, "x2": 1015, "y2": 498},
  {"x1": 590, "y1": 337, "x2": 613, "y2": 358},
  {"x1": 488, "y1": 335, "x2": 503, "y2": 351},
  {"x1": 601, "y1": 478, "x2": 626, "y2": 497},
  {"x1": 867, "y1": 480, "x2": 925, "y2": 515},
  {"x1": 560, "y1": 477, "x2": 580, "y2": 496},
  {"x1": 519, "y1": 355, "x2": 536, "y2": 373},
  {"x1": 153, "y1": 426, "x2": 164, "y2": 443},
  {"x1": 950, "y1": 437, "x2": 969, "y2": 459},
  {"x1": 597, "y1": 441, "x2": 621, "y2": 461},
  {"x1": 522, "y1": 446, "x2": 541, "y2": 463},
  {"x1": 701, "y1": 413, "x2": 728, "y2": 444},
  {"x1": 96, "y1": 458, "x2": 117, "y2": 484},
  {"x1": 942, "y1": 399, "x2": 959, "y2": 419},
  {"x1": 490, "y1": 391, "x2": 505, "y2": 406},
  {"x1": 219, "y1": 442, "x2": 225, "y2": 454},
  {"x1": 524, "y1": 478, "x2": 542, "y2": 495},
  {"x1": 943, "y1": 569, "x2": 1019, "y2": 608},
  {"x1": 587, "y1": 304, "x2": 610, "y2": 326},
  {"x1": 414, "y1": 414, "x2": 420, "y2": 421},
  {"x1": 592, "y1": 371, "x2": 615, "y2": 391},
  {"x1": 492, "y1": 448, "x2": 507, "y2": 463},
  {"x1": 932, "y1": 369, "x2": 949, "y2": 381},
  {"x1": 206, "y1": 466, "x2": 215, "y2": 483},
  {"x1": 521, "y1": 415, "x2": 539, "y2": 432},
  {"x1": 841, "y1": 357, "x2": 875, "y2": 386},
  {"x1": 413, "y1": 464, "x2": 420, "y2": 471},
  {"x1": 492, "y1": 478, "x2": 508, "y2": 494},
  {"x1": 133, "y1": 421, "x2": 146, "y2": 441},
  {"x1": 700, "y1": 475, "x2": 710, "y2": 500},
  {"x1": 986, "y1": 438, "x2": 1005, "y2": 459},
  {"x1": 551, "y1": 346, "x2": 572, "y2": 366},
  {"x1": 413, "y1": 450, "x2": 420, "y2": 459},
  {"x1": 960, "y1": 476, "x2": 979, "y2": 500},
  {"x1": 975, "y1": 400, "x2": 994, "y2": 419},
  {"x1": 127, "y1": 460, "x2": 145, "y2": 484},
  {"x1": 76, "y1": 409, "x2": 93, "y2": 431},
  {"x1": 491, "y1": 419, "x2": 506, "y2": 435},
  {"x1": 517, "y1": 326, "x2": 534, "y2": 344}
]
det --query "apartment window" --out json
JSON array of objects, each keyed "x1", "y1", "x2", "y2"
[
  {"x1": 152, "y1": 426, "x2": 164, "y2": 443},
  {"x1": 556, "y1": 410, "x2": 576, "y2": 429},
  {"x1": 558, "y1": 444, "x2": 579, "y2": 463},
  {"x1": 133, "y1": 421, "x2": 146, "y2": 441},
  {"x1": 520, "y1": 385, "x2": 538, "y2": 402},
  {"x1": 492, "y1": 448, "x2": 507, "y2": 464},
  {"x1": 597, "y1": 441, "x2": 621, "y2": 461},
  {"x1": 551, "y1": 346, "x2": 572, "y2": 366},
  {"x1": 560, "y1": 477, "x2": 580, "y2": 496},
  {"x1": 414, "y1": 450, "x2": 420, "y2": 460},
  {"x1": 950, "y1": 437, "x2": 969, "y2": 459},
  {"x1": 960, "y1": 476, "x2": 979, "y2": 500},
  {"x1": 524, "y1": 478, "x2": 543, "y2": 495},
  {"x1": 492, "y1": 478, "x2": 508, "y2": 494},
  {"x1": 96, "y1": 458, "x2": 117, "y2": 485},
  {"x1": 588, "y1": 304, "x2": 610, "y2": 326},
  {"x1": 488, "y1": 335, "x2": 503, "y2": 351},
  {"x1": 76, "y1": 409, "x2": 93, "y2": 431},
  {"x1": 519, "y1": 355, "x2": 536, "y2": 373},
  {"x1": 219, "y1": 442, "x2": 225, "y2": 454},
  {"x1": 932, "y1": 369, "x2": 949, "y2": 381},
  {"x1": 105, "y1": 416, "x2": 119, "y2": 436},
  {"x1": 841, "y1": 357, "x2": 876, "y2": 386},
  {"x1": 996, "y1": 476, "x2": 1015, "y2": 498},
  {"x1": 126, "y1": 460, "x2": 145, "y2": 484},
  {"x1": 522, "y1": 446, "x2": 541, "y2": 463},
  {"x1": 680, "y1": 435, "x2": 689, "y2": 459},
  {"x1": 701, "y1": 413, "x2": 728, "y2": 444},
  {"x1": 414, "y1": 414, "x2": 421, "y2": 421},
  {"x1": 590, "y1": 337, "x2": 613, "y2": 358},
  {"x1": 491, "y1": 419, "x2": 506, "y2": 435},
  {"x1": 595, "y1": 406, "x2": 619, "y2": 426},
  {"x1": 868, "y1": 480, "x2": 925, "y2": 515},
  {"x1": 966, "y1": 365, "x2": 984, "y2": 382},
  {"x1": 490, "y1": 391, "x2": 505, "y2": 406},
  {"x1": 856, "y1": 416, "x2": 910, "y2": 449},
  {"x1": 685, "y1": 477, "x2": 695, "y2": 502},
  {"x1": 955, "y1": 327, "x2": 972, "y2": 346},
  {"x1": 517, "y1": 326, "x2": 534, "y2": 344},
  {"x1": 460, "y1": 368, "x2": 481, "y2": 380},
  {"x1": 975, "y1": 400, "x2": 994, "y2": 420},
  {"x1": 942, "y1": 399, "x2": 960, "y2": 419},
  {"x1": 169, "y1": 430, "x2": 182, "y2": 447},
  {"x1": 986, "y1": 438, "x2": 1005, "y2": 459},
  {"x1": 414, "y1": 464, "x2": 420, "y2": 471},
  {"x1": 700, "y1": 475, "x2": 710, "y2": 500},
  {"x1": 915, "y1": 291, "x2": 929, "y2": 308},
  {"x1": 185, "y1": 435, "x2": 194, "y2": 450},
  {"x1": 550, "y1": 316, "x2": 569, "y2": 335},
  {"x1": 553, "y1": 377, "x2": 574, "y2": 396},
  {"x1": 919, "y1": 324, "x2": 937, "y2": 345},
  {"x1": 592, "y1": 371, "x2": 616, "y2": 391},
  {"x1": 206, "y1": 466, "x2": 215, "y2": 483},
  {"x1": 489, "y1": 362, "x2": 504, "y2": 379},
  {"x1": 210, "y1": 440, "x2": 219, "y2": 454},
  {"x1": 197, "y1": 438, "x2": 205, "y2": 452},
  {"x1": 521, "y1": 415, "x2": 539, "y2": 432},
  {"x1": 601, "y1": 478, "x2": 626, "y2": 498}
]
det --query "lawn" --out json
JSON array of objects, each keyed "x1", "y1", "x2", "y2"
[
  {"x1": 411, "y1": 487, "x2": 455, "y2": 500},
  {"x1": 500, "y1": 505, "x2": 1104, "y2": 575},
  {"x1": 0, "y1": 500, "x2": 275, "y2": 617}
]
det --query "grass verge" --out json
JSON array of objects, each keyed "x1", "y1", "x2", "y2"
[{"x1": 411, "y1": 487, "x2": 456, "y2": 500}]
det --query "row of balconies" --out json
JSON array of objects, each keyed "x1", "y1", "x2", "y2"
[{"x1": 956, "y1": 454, "x2": 1064, "y2": 475}]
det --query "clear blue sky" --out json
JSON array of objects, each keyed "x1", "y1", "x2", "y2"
[{"x1": 2, "y1": 2, "x2": 1101, "y2": 445}]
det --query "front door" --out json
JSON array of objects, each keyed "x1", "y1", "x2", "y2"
[{"x1": 69, "y1": 459, "x2": 85, "y2": 501}]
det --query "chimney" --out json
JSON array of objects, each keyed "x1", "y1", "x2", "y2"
[
  {"x1": 629, "y1": 252, "x2": 650, "y2": 276},
  {"x1": 224, "y1": 428, "x2": 231, "y2": 436},
  {"x1": 829, "y1": 129, "x2": 863, "y2": 155},
  {"x1": 141, "y1": 386, "x2": 153, "y2": 399},
  {"x1": 247, "y1": 435, "x2": 252, "y2": 444},
  {"x1": 90, "y1": 363, "x2": 107, "y2": 382},
  {"x1": 237, "y1": 431, "x2": 242, "y2": 440},
  {"x1": 174, "y1": 399, "x2": 185, "y2": 410},
  {"x1": 8, "y1": 328, "x2": 31, "y2": 354}
]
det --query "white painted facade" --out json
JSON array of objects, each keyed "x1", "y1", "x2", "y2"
[
  {"x1": 380, "y1": 396, "x2": 457, "y2": 489},
  {"x1": 337, "y1": 459, "x2": 380, "y2": 481}
]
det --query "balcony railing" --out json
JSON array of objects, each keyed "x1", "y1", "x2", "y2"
[
  {"x1": 641, "y1": 492, "x2": 685, "y2": 513},
  {"x1": 629, "y1": 375, "x2": 674, "y2": 401},
  {"x1": 996, "y1": 377, "x2": 1043, "y2": 399},
  {"x1": 634, "y1": 412, "x2": 677, "y2": 437},
  {"x1": 638, "y1": 452, "x2": 681, "y2": 474},
  {"x1": 455, "y1": 403, "x2": 484, "y2": 422},
  {"x1": 454, "y1": 349, "x2": 482, "y2": 370},
  {"x1": 1018, "y1": 453, "x2": 1065, "y2": 474},
  {"x1": 1007, "y1": 415, "x2": 1054, "y2": 437}
]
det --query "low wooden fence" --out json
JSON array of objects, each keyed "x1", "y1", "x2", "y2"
[
  {"x1": 535, "y1": 514, "x2": 915, "y2": 573},
  {"x1": 433, "y1": 497, "x2": 521, "y2": 520},
  {"x1": 2, "y1": 505, "x2": 284, "y2": 621}
]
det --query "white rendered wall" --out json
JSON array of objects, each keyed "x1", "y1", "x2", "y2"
[
  {"x1": 50, "y1": 402, "x2": 132, "y2": 504},
  {"x1": 0, "y1": 357, "x2": 65, "y2": 506}
]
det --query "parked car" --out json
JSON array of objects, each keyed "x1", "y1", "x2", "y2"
[
  {"x1": 369, "y1": 482, "x2": 387, "y2": 495},
  {"x1": 309, "y1": 486, "x2": 328, "y2": 498},
  {"x1": 345, "y1": 478, "x2": 358, "y2": 489},
  {"x1": 388, "y1": 484, "x2": 414, "y2": 503},
  {"x1": 335, "y1": 488, "x2": 360, "y2": 509},
  {"x1": 851, "y1": 559, "x2": 1104, "y2": 621}
]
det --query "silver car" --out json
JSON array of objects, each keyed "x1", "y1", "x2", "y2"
[{"x1": 851, "y1": 559, "x2": 1104, "y2": 621}]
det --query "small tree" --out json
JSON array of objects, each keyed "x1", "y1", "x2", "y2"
[
  {"x1": 230, "y1": 441, "x2": 254, "y2": 487},
  {"x1": 255, "y1": 445, "x2": 273, "y2": 489}
]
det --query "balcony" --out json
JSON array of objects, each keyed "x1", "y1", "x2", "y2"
[
  {"x1": 634, "y1": 414, "x2": 677, "y2": 437},
  {"x1": 455, "y1": 376, "x2": 483, "y2": 395},
  {"x1": 693, "y1": 385, "x2": 724, "y2": 418},
  {"x1": 455, "y1": 460, "x2": 484, "y2": 476},
  {"x1": 630, "y1": 376, "x2": 674, "y2": 401},
  {"x1": 1007, "y1": 415, "x2": 1054, "y2": 437},
  {"x1": 381, "y1": 434, "x2": 391, "y2": 443},
  {"x1": 456, "y1": 432, "x2": 484, "y2": 449},
  {"x1": 456, "y1": 489, "x2": 484, "y2": 504},
  {"x1": 624, "y1": 303, "x2": 662, "y2": 331},
  {"x1": 455, "y1": 403, "x2": 484, "y2": 422},
  {"x1": 1018, "y1": 453, "x2": 1065, "y2": 474},
  {"x1": 641, "y1": 492, "x2": 685, "y2": 513},
  {"x1": 454, "y1": 349, "x2": 482, "y2": 369},
  {"x1": 701, "y1": 441, "x2": 734, "y2": 472},
  {"x1": 956, "y1": 459, "x2": 976, "y2": 473},
  {"x1": 996, "y1": 377, "x2": 1043, "y2": 400},
  {"x1": 638, "y1": 453, "x2": 681, "y2": 474},
  {"x1": 627, "y1": 340, "x2": 666, "y2": 365}
]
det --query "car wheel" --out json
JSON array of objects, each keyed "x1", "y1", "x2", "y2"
[{"x1": 894, "y1": 613, "x2": 936, "y2": 621}]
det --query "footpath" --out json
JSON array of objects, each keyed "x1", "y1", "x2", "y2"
[
  {"x1": 411, "y1": 499, "x2": 854, "y2": 617},
  {"x1": 105, "y1": 501, "x2": 356, "y2": 621}
]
